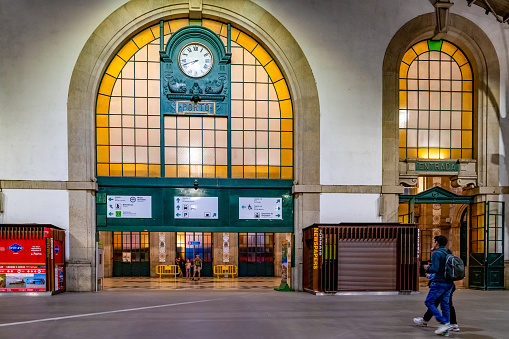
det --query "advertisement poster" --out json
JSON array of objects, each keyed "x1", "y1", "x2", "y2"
[
  {"x1": 107, "y1": 196, "x2": 152, "y2": 218},
  {"x1": 159, "y1": 232, "x2": 166, "y2": 263},
  {"x1": 0, "y1": 266, "x2": 47, "y2": 292},
  {"x1": 281, "y1": 241, "x2": 288, "y2": 284},
  {"x1": 239, "y1": 197, "x2": 283, "y2": 220},
  {"x1": 223, "y1": 233, "x2": 230, "y2": 262}
]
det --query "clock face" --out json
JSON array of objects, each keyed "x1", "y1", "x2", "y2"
[{"x1": 178, "y1": 43, "x2": 213, "y2": 78}]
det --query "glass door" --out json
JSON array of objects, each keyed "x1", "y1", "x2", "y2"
[
  {"x1": 176, "y1": 232, "x2": 213, "y2": 277},
  {"x1": 238, "y1": 233, "x2": 274, "y2": 277},
  {"x1": 112, "y1": 232, "x2": 150, "y2": 277}
]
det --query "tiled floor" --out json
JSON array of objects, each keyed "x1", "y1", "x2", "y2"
[{"x1": 102, "y1": 276, "x2": 283, "y2": 290}]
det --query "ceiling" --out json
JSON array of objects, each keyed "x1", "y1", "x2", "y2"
[{"x1": 467, "y1": 0, "x2": 509, "y2": 24}]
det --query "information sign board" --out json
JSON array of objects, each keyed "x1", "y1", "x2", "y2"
[
  {"x1": 239, "y1": 197, "x2": 283, "y2": 220},
  {"x1": 107, "y1": 196, "x2": 152, "y2": 218},
  {"x1": 174, "y1": 196, "x2": 218, "y2": 219}
]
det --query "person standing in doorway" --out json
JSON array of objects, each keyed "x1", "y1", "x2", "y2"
[
  {"x1": 422, "y1": 235, "x2": 455, "y2": 336},
  {"x1": 175, "y1": 257, "x2": 184, "y2": 277},
  {"x1": 193, "y1": 254, "x2": 202, "y2": 280},
  {"x1": 185, "y1": 259, "x2": 192, "y2": 279}
]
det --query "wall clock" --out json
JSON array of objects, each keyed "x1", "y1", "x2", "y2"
[{"x1": 178, "y1": 42, "x2": 213, "y2": 78}]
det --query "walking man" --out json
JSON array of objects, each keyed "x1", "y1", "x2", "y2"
[
  {"x1": 424, "y1": 235, "x2": 455, "y2": 335},
  {"x1": 193, "y1": 254, "x2": 202, "y2": 280}
]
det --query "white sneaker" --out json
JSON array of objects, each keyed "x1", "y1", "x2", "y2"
[
  {"x1": 435, "y1": 323, "x2": 453, "y2": 335},
  {"x1": 442, "y1": 330, "x2": 450, "y2": 337},
  {"x1": 413, "y1": 317, "x2": 427, "y2": 326},
  {"x1": 451, "y1": 325, "x2": 460, "y2": 332}
]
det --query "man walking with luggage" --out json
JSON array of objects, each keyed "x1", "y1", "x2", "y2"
[{"x1": 424, "y1": 235, "x2": 455, "y2": 335}]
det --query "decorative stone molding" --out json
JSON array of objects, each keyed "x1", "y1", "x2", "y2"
[
  {"x1": 399, "y1": 159, "x2": 477, "y2": 188},
  {"x1": 432, "y1": 0, "x2": 454, "y2": 39},
  {"x1": 450, "y1": 159, "x2": 477, "y2": 188}
]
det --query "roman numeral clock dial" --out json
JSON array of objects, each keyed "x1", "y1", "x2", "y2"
[{"x1": 178, "y1": 43, "x2": 213, "y2": 78}]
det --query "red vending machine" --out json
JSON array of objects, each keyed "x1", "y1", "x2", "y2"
[{"x1": 0, "y1": 224, "x2": 65, "y2": 294}]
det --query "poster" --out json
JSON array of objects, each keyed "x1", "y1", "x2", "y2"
[
  {"x1": 0, "y1": 266, "x2": 47, "y2": 292},
  {"x1": 281, "y1": 241, "x2": 288, "y2": 284},
  {"x1": 223, "y1": 233, "x2": 230, "y2": 262},
  {"x1": 159, "y1": 232, "x2": 166, "y2": 262}
]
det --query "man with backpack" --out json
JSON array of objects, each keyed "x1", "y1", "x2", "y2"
[{"x1": 423, "y1": 235, "x2": 457, "y2": 335}]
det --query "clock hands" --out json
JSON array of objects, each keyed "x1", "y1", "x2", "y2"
[{"x1": 182, "y1": 59, "x2": 199, "y2": 66}]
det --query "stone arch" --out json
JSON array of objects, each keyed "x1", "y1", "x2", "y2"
[
  {"x1": 67, "y1": 0, "x2": 319, "y2": 291},
  {"x1": 381, "y1": 12, "x2": 500, "y2": 222}
]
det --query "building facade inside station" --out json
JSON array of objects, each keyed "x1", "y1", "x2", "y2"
[{"x1": 0, "y1": 0, "x2": 508, "y2": 291}]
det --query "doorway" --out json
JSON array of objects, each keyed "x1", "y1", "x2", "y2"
[
  {"x1": 113, "y1": 232, "x2": 150, "y2": 277},
  {"x1": 176, "y1": 232, "x2": 213, "y2": 277},
  {"x1": 238, "y1": 233, "x2": 274, "y2": 277}
]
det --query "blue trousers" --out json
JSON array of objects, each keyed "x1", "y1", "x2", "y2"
[{"x1": 424, "y1": 282, "x2": 454, "y2": 324}]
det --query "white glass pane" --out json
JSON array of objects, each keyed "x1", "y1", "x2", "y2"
[
  {"x1": 231, "y1": 131, "x2": 243, "y2": 147},
  {"x1": 190, "y1": 130, "x2": 202, "y2": 147},
  {"x1": 244, "y1": 100, "x2": 255, "y2": 117},
  {"x1": 451, "y1": 130, "x2": 461, "y2": 148},
  {"x1": 256, "y1": 149, "x2": 269, "y2": 165},
  {"x1": 134, "y1": 62, "x2": 147, "y2": 78},
  {"x1": 451, "y1": 92, "x2": 462, "y2": 110},
  {"x1": 110, "y1": 146, "x2": 122, "y2": 163},
  {"x1": 203, "y1": 130, "x2": 215, "y2": 146},
  {"x1": 244, "y1": 149, "x2": 256, "y2": 165},
  {"x1": 269, "y1": 149, "x2": 280, "y2": 166},
  {"x1": 123, "y1": 146, "x2": 135, "y2": 163},
  {"x1": 430, "y1": 92, "x2": 440, "y2": 110},
  {"x1": 110, "y1": 128, "x2": 122, "y2": 145},
  {"x1": 110, "y1": 115, "x2": 121, "y2": 128},
  {"x1": 123, "y1": 115, "x2": 134, "y2": 128},
  {"x1": 232, "y1": 148, "x2": 243, "y2": 165},
  {"x1": 165, "y1": 130, "x2": 176, "y2": 146},
  {"x1": 256, "y1": 131, "x2": 268, "y2": 148},
  {"x1": 148, "y1": 98, "x2": 160, "y2": 115},
  {"x1": 430, "y1": 111, "x2": 440, "y2": 129},
  {"x1": 177, "y1": 147, "x2": 189, "y2": 163},
  {"x1": 135, "y1": 129, "x2": 148, "y2": 146},
  {"x1": 148, "y1": 147, "x2": 159, "y2": 164},
  {"x1": 123, "y1": 129, "x2": 135, "y2": 145},
  {"x1": 418, "y1": 130, "x2": 429, "y2": 147},
  {"x1": 177, "y1": 130, "x2": 189, "y2": 146},
  {"x1": 407, "y1": 129, "x2": 418, "y2": 147},
  {"x1": 408, "y1": 92, "x2": 418, "y2": 109},
  {"x1": 244, "y1": 118, "x2": 255, "y2": 130},
  {"x1": 136, "y1": 146, "x2": 148, "y2": 163},
  {"x1": 203, "y1": 148, "x2": 215, "y2": 165},
  {"x1": 451, "y1": 111, "x2": 462, "y2": 129},
  {"x1": 244, "y1": 83, "x2": 255, "y2": 100},
  {"x1": 419, "y1": 91, "x2": 429, "y2": 109},
  {"x1": 419, "y1": 111, "x2": 429, "y2": 129},
  {"x1": 148, "y1": 116, "x2": 159, "y2": 128},
  {"x1": 429, "y1": 130, "x2": 439, "y2": 148},
  {"x1": 122, "y1": 98, "x2": 134, "y2": 114},
  {"x1": 256, "y1": 101, "x2": 269, "y2": 118},
  {"x1": 408, "y1": 79, "x2": 418, "y2": 91},
  {"x1": 148, "y1": 129, "x2": 160, "y2": 146},
  {"x1": 257, "y1": 118, "x2": 268, "y2": 131},
  {"x1": 269, "y1": 132, "x2": 280, "y2": 148},
  {"x1": 440, "y1": 92, "x2": 451, "y2": 110},
  {"x1": 165, "y1": 147, "x2": 176, "y2": 164},
  {"x1": 440, "y1": 111, "x2": 451, "y2": 129},
  {"x1": 244, "y1": 131, "x2": 255, "y2": 147},
  {"x1": 440, "y1": 130, "x2": 450, "y2": 148},
  {"x1": 440, "y1": 61, "x2": 451, "y2": 78},
  {"x1": 419, "y1": 80, "x2": 429, "y2": 91},
  {"x1": 216, "y1": 148, "x2": 227, "y2": 165},
  {"x1": 408, "y1": 63, "x2": 418, "y2": 78},
  {"x1": 430, "y1": 80, "x2": 440, "y2": 91},
  {"x1": 408, "y1": 110, "x2": 418, "y2": 128},
  {"x1": 189, "y1": 148, "x2": 202, "y2": 164},
  {"x1": 135, "y1": 116, "x2": 147, "y2": 128},
  {"x1": 216, "y1": 131, "x2": 227, "y2": 147},
  {"x1": 110, "y1": 97, "x2": 122, "y2": 114},
  {"x1": 122, "y1": 62, "x2": 134, "y2": 78},
  {"x1": 122, "y1": 79, "x2": 134, "y2": 96}
]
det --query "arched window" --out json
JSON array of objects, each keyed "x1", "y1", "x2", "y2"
[
  {"x1": 96, "y1": 19, "x2": 293, "y2": 179},
  {"x1": 399, "y1": 40, "x2": 473, "y2": 160}
]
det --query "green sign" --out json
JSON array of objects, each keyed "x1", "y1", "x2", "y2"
[{"x1": 415, "y1": 161, "x2": 458, "y2": 172}]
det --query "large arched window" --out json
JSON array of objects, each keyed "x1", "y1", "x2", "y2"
[
  {"x1": 96, "y1": 19, "x2": 293, "y2": 179},
  {"x1": 399, "y1": 40, "x2": 473, "y2": 160}
]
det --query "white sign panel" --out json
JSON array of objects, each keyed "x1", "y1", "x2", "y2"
[
  {"x1": 174, "y1": 196, "x2": 218, "y2": 219},
  {"x1": 239, "y1": 197, "x2": 282, "y2": 220},
  {"x1": 107, "y1": 196, "x2": 152, "y2": 218}
]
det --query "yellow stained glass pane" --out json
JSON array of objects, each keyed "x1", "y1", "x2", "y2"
[
  {"x1": 163, "y1": 22, "x2": 171, "y2": 35},
  {"x1": 231, "y1": 27, "x2": 240, "y2": 41},
  {"x1": 399, "y1": 130, "x2": 406, "y2": 147},
  {"x1": 244, "y1": 166, "x2": 256, "y2": 178},
  {"x1": 165, "y1": 165, "x2": 177, "y2": 177},
  {"x1": 269, "y1": 166, "x2": 280, "y2": 179},
  {"x1": 428, "y1": 148, "x2": 440, "y2": 159},
  {"x1": 216, "y1": 166, "x2": 227, "y2": 178},
  {"x1": 150, "y1": 24, "x2": 160, "y2": 39},
  {"x1": 178, "y1": 165, "x2": 190, "y2": 177},
  {"x1": 462, "y1": 111, "x2": 472, "y2": 129},
  {"x1": 106, "y1": 56, "x2": 127, "y2": 78},
  {"x1": 463, "y1": 80, "x2": 472, "y2": 91},
  {"x1": 110, "y1": 164, "x2": 122, "y2": 176},
  {"x1": 399, "y1": 91, "x2": 407, "y2": 109},
  {"x1": 418, "y1": 148, "x2": 429, "y2": 159},
  {"x1": 462, "y1": 131, "x2": 472, "y2": 148},
  {"x1": 118, "y1": 40, "x2": 139, "y2": 61},
  {"x1": 202, "y1": 165, "x2": 215, "y2": 178},
  {"x1": 399, "y1": 148, "x2": 406, "y2": 159},
  {"x1": 462, "y1": 149, "x2": 472, "y2": 159},
  {"x1": 441, "y1": 41, "x2": 457, "y2": 57},
  {"x1": 281, "y1": 132, "x2": 293, "y2": 148},
  {"x1": 123, "y1": 164, "x2": 135, "y2": 176},
  {"x1": 439, "y1": 149, "x2": 450, "y2": 159},
  {"x1": 281, "y1": 119, "x2": 292, "y2": 131},
  {"x1": 97, "y1": 128, "x2": 109, "y2": 145},
  {"x1": 402, "y1": 48, "x2": 417, "y2": 65},
  {"x1": 256, "y1": 166, "x2": 268, "y2": 178},
  {"x1": 231, "y1": 166, "x2": 243, "y2": 178},
  {"x1": 413, "y1": 41, "x2": 429, "y2": 55},
  {"x1": 135, "y1": 164, "x2": 148, "y2": 177},
  {"x1": 399, "y1": 79, "x2": 407, "y2": 90},
  {"x1": 133, "y1": 28, "x2": 155, "y2": 49},
  {"x1": 452, "y1": 49, "x2": 468, "y2": 66},
  {"x1": 451, "y1": 149, "x2": 461, "y2": 159},
  {"x1": 149, "y1": 164, "x2": 160, "y2": 177},
  {"x1": 96, "y1": 94, "x2": 110, "y2": 114},
  {"x1": 97, "y1": 146, "x2": 109, "y2": 163},
  {"x1": 407, "y1": 148, "x2": 417, "y2": 158},
  {"x1": 237, "y1": 32, "x2": 257, "y2": 52},
  {"x1": 462, "y1": 93, "x2": 472, "y2": 111},
  {"x1": 264, "y1": 61, "x2": 283, "y2": 82},
  {"x1": 190, "y1": 165, "x2": 203, "y2": 177},
  {"x1": 281, "y1": 149, "x2": 292, "y2": 166},
  {"x1": 280, "y1": 100, "x2": 293, "y2": 119},
  {"x1": 252, "y1": 45, "x2": 272, "y2": 66},
  {"x1": 98, "y1": 75, "x2": 116, "y2": 96},
  {"x1": 169, "y1": 19, "x2": 189, "y2": 33},
  {"x1": 202, "y1": 19, "x2": 222, "y2": 34},
  {"x1": 274, "y1": 80, "x2": 290, "y2": 101},
  {"x1": 96, "y1": 115, "x2": 109, "y2": 128},
  {"x1": 460, "y1": 64, "x2": 472, "y2": 80},
  {"x1": 281, "y1": 167, "x2": 293, "y2": 179},
  {"x1": 97, "y1": 163, "x2": 109, "y2": 176},
  {"x1": 399, "y1": 63, "x2": 409, "y2": 79}
]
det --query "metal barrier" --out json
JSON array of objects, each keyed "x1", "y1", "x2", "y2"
[
  {"x1": 303, "y1": 223, "x2": 418, "y2": 294},
  {"x1": 213, "y1": 265, "x2": 238, "y2": 278},
  {"x1": 155, "y1": 265, "x2": 181, "y2": 281}
]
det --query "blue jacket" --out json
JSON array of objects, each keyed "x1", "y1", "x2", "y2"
[{"x1": 426, "y1": 246, "x2": 452, "y2": 283}]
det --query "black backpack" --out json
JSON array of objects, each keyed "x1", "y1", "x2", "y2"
[{"x1": 439, "y1": 249, "x2": 465, "y2": 281}]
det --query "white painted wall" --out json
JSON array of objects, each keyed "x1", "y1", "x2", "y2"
[
  {"x1": 0, "y1": 0, "x2": 128, "y2": 181},
  {"x1": 253, "y1": 0, "x2": 509, "y2": 186},
  {"x1": 0, "y1": 190, "x2": 70, "y2": 260},
  {"x1": 320, "y1": 193, "x2": 381, "y2": 223}
]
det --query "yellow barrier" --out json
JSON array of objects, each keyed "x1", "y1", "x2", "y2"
[
  {"x1": 214, "y1": 265, "x2": 238, "y2": 278},
  {"x1": 155, "y1": 265, "x2": 181, "y2": 281}
]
